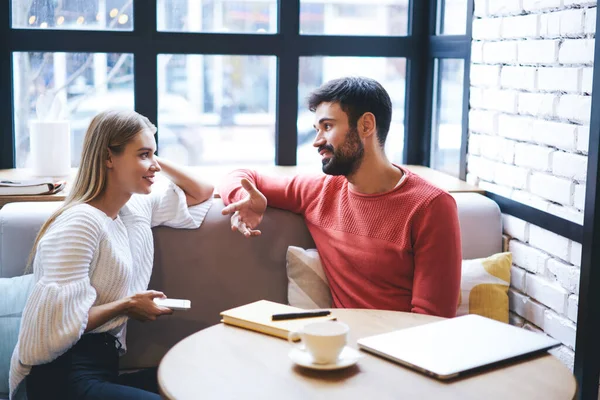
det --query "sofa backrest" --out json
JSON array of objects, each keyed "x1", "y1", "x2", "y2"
[
  {"x1": 0, "y1": 192, "x2": 501, "y2": 369},
  {"x1": 0, "y1": 193, "x2": 502, "y2": 280}
]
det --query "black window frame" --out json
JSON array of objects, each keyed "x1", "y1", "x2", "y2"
[
  {"x1": 1, "y1": 0, "x2": 472, "y2": 170},
  {"x1": 5, "y1": 1, "x2": 600, "y2": 398}
]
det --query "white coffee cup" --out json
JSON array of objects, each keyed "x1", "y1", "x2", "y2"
[{"x1": 288, "y1": 321, "x2": 349, "y2": 364}]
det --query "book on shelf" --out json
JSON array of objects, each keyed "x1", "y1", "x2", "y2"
[
  {"x1": 220, "y1": 299, "x2": 336, "y2": 340},
  {"x1": 0, "y1": 179, "x2": 67, "y2": 196}
]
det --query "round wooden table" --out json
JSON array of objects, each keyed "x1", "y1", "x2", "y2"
[{"x1": 158, "y1": 309, "x2": 576, "y2": 400}]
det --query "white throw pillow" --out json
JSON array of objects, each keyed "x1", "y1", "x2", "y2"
[
  {"x1": 285, "y1": 247, "x2": 512, "y2": 323},
  {"x1": 286, "y1": 246, "x2": 332, "y2": 309}
]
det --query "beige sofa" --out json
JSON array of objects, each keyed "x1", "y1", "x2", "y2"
[{"x1": 0, "y1": 192, "x2": 501, "y2": 395}]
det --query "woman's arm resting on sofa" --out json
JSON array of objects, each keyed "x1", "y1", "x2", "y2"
[{"x1": 156, "y1": 156, "x2": 214, "y2": 206}]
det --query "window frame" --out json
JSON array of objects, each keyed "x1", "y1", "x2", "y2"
[{"x1": 2, "y1": 0, "x2": 427, "y2": 169}]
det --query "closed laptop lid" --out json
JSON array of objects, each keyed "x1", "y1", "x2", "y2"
[{"x1": 357, "y1": 314, "x2": 560, "y2": 379}]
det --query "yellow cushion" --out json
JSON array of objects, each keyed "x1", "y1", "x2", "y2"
[{"x1": 456, "y1": 252, "x2": 512, "y2": 323}]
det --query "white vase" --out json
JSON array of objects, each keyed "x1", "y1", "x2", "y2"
[{"x1": 29, "y1": 120, "x2": 71, "y2": 177}]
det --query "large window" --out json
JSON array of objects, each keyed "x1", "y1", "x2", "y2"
[
  {"x1": 13, "y1": 52, "x2": 134, "y2": 167},
  {"x1": 2, "y1": 0, "x2": 472, "y2": 175}
]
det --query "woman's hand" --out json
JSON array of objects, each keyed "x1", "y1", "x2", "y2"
[{"x1": 125, "y1": 290, "x2": 173, "y2": 322}]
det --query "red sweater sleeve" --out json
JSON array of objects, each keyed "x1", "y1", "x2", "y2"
[
  {"x1": 410, "y1": 193, "x2": 462, "y2": 318},
  {"x1": 218, "y1": 169, "x2": 324, "y2": 214}
]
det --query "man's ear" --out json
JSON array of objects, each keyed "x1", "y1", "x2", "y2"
[
  {"x1": 358, "y1": 113, "x2": 376, "y2": 139},
  {"x1": 105, "y1": 148, "x2": 114, "y2": 169}
]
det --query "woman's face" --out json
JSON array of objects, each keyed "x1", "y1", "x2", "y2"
[{"x1": 108, "y1": 129, "x2": 161, "y2": 195}]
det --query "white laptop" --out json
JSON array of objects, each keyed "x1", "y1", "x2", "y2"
[{"x1": 357, "y1": 314, "x2": 560, "y2": 380}]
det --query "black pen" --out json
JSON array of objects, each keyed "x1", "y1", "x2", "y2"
[{"x1": 271, "y1": 310, "x2": 331, "y2": 321}]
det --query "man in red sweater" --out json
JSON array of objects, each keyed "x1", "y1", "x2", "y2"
[{"x1": 220, "y1": 77, "x2": 461, "y2": 317}]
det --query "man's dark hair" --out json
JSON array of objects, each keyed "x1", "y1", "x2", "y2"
[{"x1": 307, "y1": 76, "x2": 393, "y2": 146}]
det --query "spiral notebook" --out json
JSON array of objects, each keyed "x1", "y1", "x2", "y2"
[{"x1": 357, "y1": 314, "x2": 560, "y2": 380}]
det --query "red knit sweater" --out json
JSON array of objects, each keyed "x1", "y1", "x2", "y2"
[{"x1": 220, "y1": 167, "x2": 462, "y2": 318}]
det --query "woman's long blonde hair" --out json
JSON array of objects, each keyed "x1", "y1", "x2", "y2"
[{"x1": 25, "y1": 109, "x2": 156, "y2": 273}]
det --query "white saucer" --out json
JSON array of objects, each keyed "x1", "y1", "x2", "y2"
[{"x1": 288, "y1": 346, "x2": 363, "y2": 370}]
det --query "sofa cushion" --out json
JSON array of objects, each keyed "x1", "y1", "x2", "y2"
[
  {"x1": 286, "y1": 246, "x2": 332, "y2": 309},
  {"x1": 286, "y1": 247, "x2": 512, "y2": 323},
  {"x1": 456, "y1": 252, "x2": 512, "y2": 323},
  {"x1": 0, "y1": 273, "x2": 35, "y2": 396}
]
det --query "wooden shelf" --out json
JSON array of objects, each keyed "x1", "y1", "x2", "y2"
[{"x1": 0, "y1": 165, "x2": 483, "y2": 208}]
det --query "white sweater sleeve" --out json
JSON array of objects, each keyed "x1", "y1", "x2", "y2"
[
  {"x1": 17, "y1": 209, "x2": 102, "y2": 366},
  {"x1": 150, "y1": 181, "x2": 212, "y2": 229}
]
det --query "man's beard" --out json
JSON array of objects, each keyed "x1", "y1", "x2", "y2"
[{"x1": 318, "y1": 127, "x2": 365, "y2": 177}]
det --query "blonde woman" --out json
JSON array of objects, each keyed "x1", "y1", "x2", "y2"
[{"x1": 9, "y1": 110, "x2": 214, "y2": 400}]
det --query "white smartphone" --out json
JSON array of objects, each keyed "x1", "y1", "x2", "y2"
[{"x1": 154, "y1": 298, "x2": 191, "y2": 311}]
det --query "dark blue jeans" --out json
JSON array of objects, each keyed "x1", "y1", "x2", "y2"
[{"x1": 26, "y1": 332, "x2": 161, "y2": 400}]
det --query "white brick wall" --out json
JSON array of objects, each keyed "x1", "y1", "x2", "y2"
[
  {"x1": 509, "y1": 288, "x2": 547, "y2": 327},
  {"x1": 544, "y1": 311, "x2": 577, "y2": 348},
  {"x1": 546, "y1": 258, "x2": 581, "y2": 293},
  {"x1": 497, "y1": 115, "x2": 535, "y2": 140},
  {"x1": 585, "y1": 7, "x2": 597, "y2": 34},
  {"x1": 568, "y1": 295, "x2": 579, "y2": 322},
  {"x1": 523, "y1": 0, "x2": 562, "y2": 12},
  {"x1": 468, "y1": 0, "x2": 593, "y2": 370},
  {"x1": 521, "y1": 40, "x2": 561, "y2": 64},
  {"x1": 573, "y1": 184, "x2": 586, "y2": 209},
  {"x1": 549, "y1": 346, "x2": 575, "y2": 372},
  {"x1": 509, "y1": 240, "x2": 549, "y2": 273},
  {"x1": 511, "y1": 266, "x2": 528, "y2": 291},
  {"x1": 576, "y1": 125, "x2": 590, "y2": 153},
  {"x1": 483, "y1": 41, "x2": 519, "y2": 63},
  {"x1": 571, "y1": 242, "x2": 583, "y2": 267},
  {"x1": 482, "y1": 89, "x2": 518, "y2": 113},
  {"x1": 552, "y1": 152, "x2": 588, "y2": 181},
  {"x1": 514, "y1": 143, "x2": 552, "y2": 171},
  {"x1": 526, "y1": 273, "x2": 569, "y2": 313},
  {"x1": 517, "y1": 92, "x2": 557, "y2": 117},
  {"x1": 502, "y1": 14, "x2": 540, "y2": 38},
  {"x1": 556, "y1": 94, "x2": 592, "y2": 123},
  {"x1": 473, "y1": 17, "x2": 502, "y2": 40},
  {"x1": 559, "y1": 38, "x2": 595, "y2": 64},
  {"x1": 537, "y1": 67, "x2": 580, "y2": 92},
  {"x1": 488, "y1": 0, "x2": 523, "y2": 15},
  {"x1": 503, "y1": 214, "x2": 529, "y2": 241},
  {"x1": 529, "y1": 172, "x2": 573, "y2": 205},
  {"x1": 531, "y1": 120, "x2": 578, "y2": 151},
  {"x1": 560, "y1": 9, "x2": 586, "y2": 36},
  {"x1": 530, "y1": 225, "x2": 571, "y2": 261},
  {"x1": 500, "y1": 66, "x2": 537, "y2": 90},
  {"x1": 469, "y1": 110, "x2": 498, "y2": 134}
]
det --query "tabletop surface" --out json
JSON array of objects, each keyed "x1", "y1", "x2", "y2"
[{"x1": 158, "y1": 309, "x2": 576, "y2": 400}]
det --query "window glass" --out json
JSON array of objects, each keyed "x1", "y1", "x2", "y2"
[
  {"x1": 157, "y1": 0, "x2": 277, "y2": 34},
  {"x1": 157, "y1": 54, "x2": 276, "y2": 165},
  {"x1": 437, "y1": 0, "x2": 468, "y2": 35},
  {"x1": 300, "y1": 0, "x2": 409, "y2": 36},
  {"x1": 11, "y1": 0, "x2": 133, "y2": 31},
  {"x1": 13, "y1": 52, "x2": 134, "y2": 168},
  {"x1": 430, "y1": 58, "x2": 465, "y2": 177}
]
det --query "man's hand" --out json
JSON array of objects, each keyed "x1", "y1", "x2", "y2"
[{"x1": 221, "y1": 178, "x2": 267, "y2": 238}]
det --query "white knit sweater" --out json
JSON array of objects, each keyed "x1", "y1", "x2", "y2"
[{"x1": 9, "y1": 182, "x2": 212, "y2": 399}]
